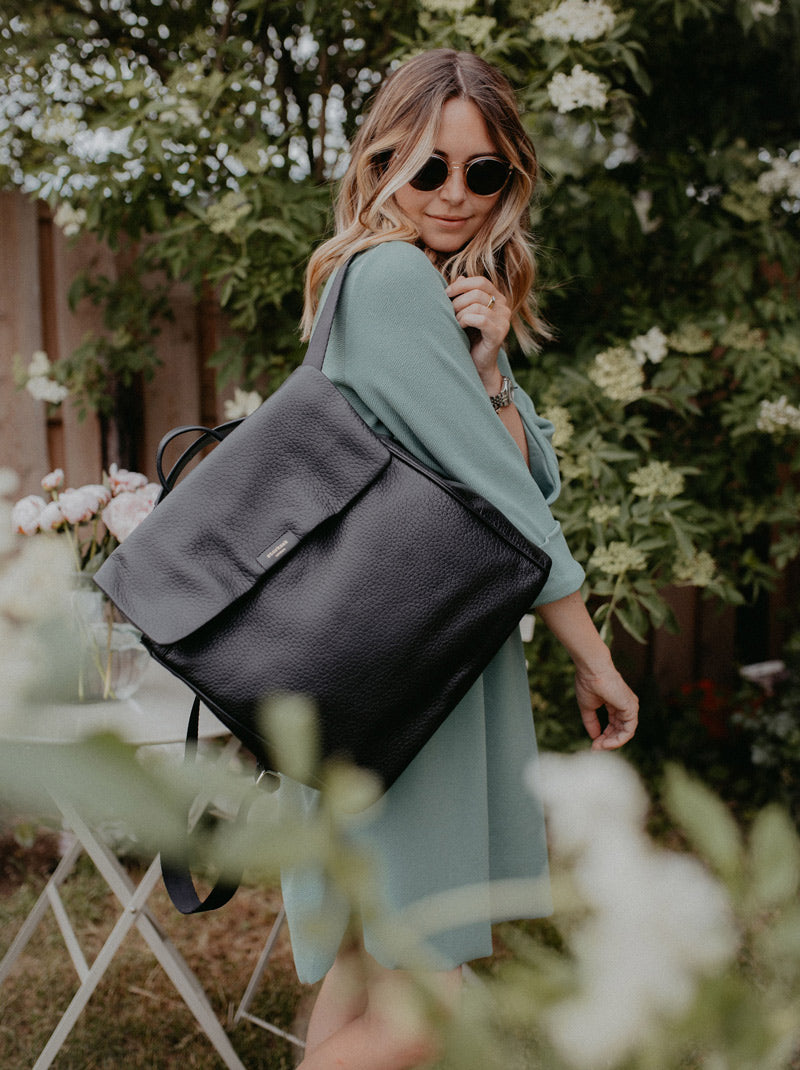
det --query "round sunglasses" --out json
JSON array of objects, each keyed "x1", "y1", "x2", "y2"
[{"x1": 409, "y1": 154, "x2": 514, "y2": 197}]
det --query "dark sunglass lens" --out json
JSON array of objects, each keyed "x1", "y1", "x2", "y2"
[
  {"x1": 467, "y1": 159, "x2": 510, "y2": 195},
  {"x1": 409, "y1": 156, "x2": 449, "y2": 191}
]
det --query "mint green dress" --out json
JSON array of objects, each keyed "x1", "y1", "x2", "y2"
[{"x1": 279, "y1": 241, "x2": 585, "y2": 984}]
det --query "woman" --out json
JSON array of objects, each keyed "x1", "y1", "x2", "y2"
[{"x1": 282, "y1": 49, "x2": 639, "y2": 1069}]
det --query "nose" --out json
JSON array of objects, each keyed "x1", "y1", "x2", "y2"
[{"x1": 439, "y1": 166, "x2": 468, "y2": 203}]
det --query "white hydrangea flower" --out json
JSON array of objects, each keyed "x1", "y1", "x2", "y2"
[
  {"x1": 673, "y1": 549, "x2": 716, "y2": 587},
  {"x1": 752, "y1": 0, "x2": 781, "y2": 19},
  {"x1": 535, "y1": 0, "x2": 616, "y2": 41},
  {"x1": 629, "y1": 460, "x2": 685, "y2": 500},
  {"x1": 630, "y1": 326, "x2": 669, "y2": 366},
  {"x1": 547, "y1": 64, "x2": 609, "y2": 113},
  {"x1": 26, "y1": 376, "x2": 70, "y2": 404},
  {"x1": 587, "y1": 346, "x2": 645, "y2": 403},
  {"x1": 588, "y1": 540, "x2": 647, "y2": 575},
  {"x1": 224, "y1": 388, "x2": 264, "y2": 420},
  {"x1": 757, "y1": 396, "x2": 800, "y2": 433},
  {"x1": 28, "y1": 350, "x2": 52, "y2": 377},
  {"x1": 530, "y1": 752, "x2": 737, "y2": 1070},
  {"x1": 53, "y1": 203, "x2": 88, "y2": 237},
  {"x1": 757, "y1": 155, "x2": 800, "y2": 199}
]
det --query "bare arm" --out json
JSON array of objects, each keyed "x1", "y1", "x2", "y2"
[{"x1": 536, "y1": 591, "x2": 639, "y2": 749}]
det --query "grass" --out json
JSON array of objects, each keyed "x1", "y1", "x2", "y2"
[{"x1": 0, "y1": 828, "x2": 310, "y2": 1069}]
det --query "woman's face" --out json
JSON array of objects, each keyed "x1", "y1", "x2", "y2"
[{"x1": 393, "y1": 98, "x2": 503, "y2": 254}]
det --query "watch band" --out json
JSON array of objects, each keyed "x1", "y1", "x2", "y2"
[{"x1": 489, "y1": 375, "x2": 515, "y2": 411}]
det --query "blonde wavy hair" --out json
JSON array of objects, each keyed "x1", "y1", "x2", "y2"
[{"x1": 301, "y1": 49, "x2": 548, "y2": 351}]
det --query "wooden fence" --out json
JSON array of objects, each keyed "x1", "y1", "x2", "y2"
[{"x1": 0, "y1": 190, "x2": 792, "y2": 694}]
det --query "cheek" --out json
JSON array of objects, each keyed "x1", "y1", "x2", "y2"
[{"x1": 392, "y1": 186, "x2": 427, "y2": 221}]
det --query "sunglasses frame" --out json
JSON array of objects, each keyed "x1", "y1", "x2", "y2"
[{"x1": 408, "y1": 153, "x2": 514, "y2": 197}]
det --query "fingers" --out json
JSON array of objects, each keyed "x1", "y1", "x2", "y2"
[
  {"x1": 590, "y1": 713, "x2": 639, "y2": 750},
  {"x1": 445, "y1": 277, "x2": 510, "y2": 367},
  {"x1": 575, "y1": 669, "x2": 639, "y2": 750},
  {"x1": 446, "y1": 277, "x2": 506, "y2": 319}
]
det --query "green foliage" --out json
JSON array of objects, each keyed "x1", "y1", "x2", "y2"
[{"x1": 1, "y1": 0, "x2": 799, "y2": 640}]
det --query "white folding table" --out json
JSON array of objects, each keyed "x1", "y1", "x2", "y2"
[{"x1": 0, "y1": 662, "x2": 248, "y2": 1070}]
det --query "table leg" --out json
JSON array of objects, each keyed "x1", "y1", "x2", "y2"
[
  {"x1": 6, "y1": 796, "x2": 247, "y2": 1070},
  {"x1": 0, "y1": 837, "x2": 83, "y2": 986}
]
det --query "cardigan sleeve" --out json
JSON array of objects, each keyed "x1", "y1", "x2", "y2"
[{"x1": 319, "y1": 240, "x2": 585, "y2": 605}]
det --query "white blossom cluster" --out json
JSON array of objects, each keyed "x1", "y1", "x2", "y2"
[
  {"x1": 539, "y1": 404, "x2": 574, "y2": 448},
  {"x1": 751, "y1": 0, "x2": 781, "y2": 19},
  {"x1": 757, "y1": 396, "x2": 800, "y2": 434},
  {"x1": 547, "y1": 64, "x2": 609, "y2": 114},
  {"x1": 53, "y1": 202, "x2": 88, "y2": 237},
  {"x1": 720, "y1": 321, "x2": 766, "y2": 351},
  {"x1": 587, "y1": 345, "x2": 645, "y2": 403},
  {"x1": 532, "y1": 753, "x2": 737, "y2": 1068},
  {"x1": 535, "y1": 0, "x2": 616, "y2": 40},
  {"x1": 668, "y1": 323, "x2": 714, "y2": 354},
  {"x1": 205, "y1": 191, "x2": 253, "y2": 235},
  {"x1": 587, "y1": 502, "x2": 620, "y2": 524},
  {"x1": 560, "y1": 450, "x2": 593, "y2": 483},
  {"x1": 673, "y1": 549, "x2": 717, "y2": 587},
  {"x1": 456, "y1": 14, "x2": 497, "y2": 45},
  {"x1": 223, "y1": 387, "x2": 264, "y2": 420},
  {"x1": 632, "y1": 190, "x2": 661, "y2": 234},
  {"x1": 588, "y1": 540, "x2": 647, "y2": 575},
  {"x1": 418, "y1": 0, "x2": 476, "y2": 12},
  {"x1": 22, "y1": 350, "x2": 69, "y2": 405},
  {"x1": 757, "y1": 154, "x2": 800, "y2": 200},
  {"x1": 629, "y1": 460, "x2": 686, "y2": 500},
  {"x1": 630, "y1": 326, "x2": 669, "y2": 366}
]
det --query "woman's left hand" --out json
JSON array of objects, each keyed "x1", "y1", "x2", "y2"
[
  {"x1": 445, "y1": 276, "x2": 511, "y2": 384},
  {"x1": 574, "y1": 665, "x2": 639, "y2": 750}
]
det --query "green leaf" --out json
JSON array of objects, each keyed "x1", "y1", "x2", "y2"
[
  {"x1": 663, "y1": 765, "x2": 744, "y2": 882},
  {"x1": 748, "y1": 805, "x2": 800, "y2": 908}
]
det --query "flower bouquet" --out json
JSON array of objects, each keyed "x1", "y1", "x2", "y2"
[{"x1": 11, "y1": 465, "x2": 159, "y2": 701}]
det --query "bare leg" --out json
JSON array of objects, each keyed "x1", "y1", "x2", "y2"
[
  {"x1": 303, "y1": 943, "x2": 369, "y2": 1053},
  {"x1": 299, "y1": 947, "x2": 462, "y2": 1070}
]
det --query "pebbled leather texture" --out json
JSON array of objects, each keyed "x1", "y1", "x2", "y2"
[{"x1": 94, "y1": 268, "x2": 552, "y2": 796}]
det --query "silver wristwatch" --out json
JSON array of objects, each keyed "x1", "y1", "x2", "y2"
[{"x1": 489, "y1": 375, "x2": 515, "y2": 411}]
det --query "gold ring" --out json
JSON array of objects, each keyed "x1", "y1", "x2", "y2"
[{"x1": 487, "y1": 295, "x2": 496, "y2": 310}]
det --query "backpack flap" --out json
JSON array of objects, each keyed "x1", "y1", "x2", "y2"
[{"x1": 94, "y1": 366, "x2": 390, "y2": 645}]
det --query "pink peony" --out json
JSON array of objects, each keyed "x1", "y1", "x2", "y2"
[
  {"x1": 108, "y1": 463, "x2": 148, "y2": 495},
  {"x1": 41, "y1": 468, "x2": 65, "y2": 493},
  {"x1": 38, "y1": 500, "x2": 65, "y2": 531},
  {"x1": 58, "y1": 485, "x2": 111, "y2": 525},
  {"x1": 102, "y1": 489, "x2": 155, "y2": 542},
  {"x1": 11, "y1": 495, "x2": 47, "y2": 534}
]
